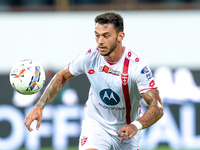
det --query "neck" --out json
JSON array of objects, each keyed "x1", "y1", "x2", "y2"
[{"x1": 104, "y1": 44, "x2": 124, "y2": 62}]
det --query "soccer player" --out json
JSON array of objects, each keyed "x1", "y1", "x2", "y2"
[{"x1": 24, "y1": 11, "x2": 164, "y2": 150}]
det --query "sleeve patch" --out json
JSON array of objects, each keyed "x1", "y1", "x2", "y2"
[{"x1": 141, "y1": 66, "x2": 151, "y2": 74}]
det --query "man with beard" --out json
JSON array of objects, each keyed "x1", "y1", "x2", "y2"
[{"x1": 24, "y1": 11, "x2": 164, "y2": 150}]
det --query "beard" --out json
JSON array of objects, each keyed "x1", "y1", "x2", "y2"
[{"x1": 99, "y1": 38, "x2": 118, "y2": 56}]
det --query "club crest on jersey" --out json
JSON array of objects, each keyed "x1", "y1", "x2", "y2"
[
  {"x1": 121, "y1": 73, "x2": 129, "y2": 85},
  {"x1": 99, "y1": 65, "x2": 120, "y2": 76}
]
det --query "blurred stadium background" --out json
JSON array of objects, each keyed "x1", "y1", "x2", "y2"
[{"x1": 0, "y1": 0, "x2": 200, "y2": 150}]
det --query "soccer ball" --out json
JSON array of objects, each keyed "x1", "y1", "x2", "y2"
[{"x1": 9, "y1": 59, "x2": 46, "y2": 95}]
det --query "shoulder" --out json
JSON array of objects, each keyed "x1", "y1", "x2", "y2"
[
  {"x1": 69, "y1": 47, "x2": 99, "y2": 75},
  {"x1": 74, "y1": 47, "x2": 99, "y2": 61},
  {"x1": 124, "y1": 47, "x2": 147, "y2": 66},
  {"x1": 73, "y1": 47, "x2": 99, "y2": 62},
  {"x1": 124, "y1": 47, "x2": 151, "y2": 79},
  {"x1": 76, "y1": 47, "x2": 100, "y2": 63},
  {"x1": 84, "y1": 47, "x2": 99, "y2": 56}
]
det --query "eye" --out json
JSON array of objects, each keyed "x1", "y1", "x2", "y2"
[
  {"x1": 104, "y1": 34, "x2": 110, "y2": 38},
  {"x1": 95, "y1": 34, "x2": 100, "y2": 38}
]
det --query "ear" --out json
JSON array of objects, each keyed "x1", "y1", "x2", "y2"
[{"x1": 118, "y1": 32, "x2": 125, "y2": 43}]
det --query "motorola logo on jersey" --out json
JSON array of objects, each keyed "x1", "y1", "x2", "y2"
[{"x1": 99, "y1": 89, "x2": 120, "y2": 105}]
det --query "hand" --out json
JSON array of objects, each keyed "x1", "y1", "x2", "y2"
[
  {"x1": 117, "y1": 124, "x2": 138, "y2": 143},
  {"x1": 24, "y1": 106, "x2": 43, "y2": 132}
]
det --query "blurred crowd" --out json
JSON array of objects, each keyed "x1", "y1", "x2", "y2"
[
  {"x1": 0, "y1": 0, "x2": 55, "y2": 6},
  {"x1": 0, "y1": 0, "x2": 199, "y2": 11}
]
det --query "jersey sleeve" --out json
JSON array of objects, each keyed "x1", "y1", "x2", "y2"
[
  {"x1": 133, "y1": 60, "x2": 158, "y2": 94},
  {"x1": 68, "y1": 51, "x2": 85, "y2": 76}
]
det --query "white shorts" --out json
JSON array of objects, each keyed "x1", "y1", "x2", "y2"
[{"x1": 79, "y1": 119, "x2": 142, "y2": 150}]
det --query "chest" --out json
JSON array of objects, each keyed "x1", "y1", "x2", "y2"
[{"x1": 86, "y1": 57, "x2": 132, "y2": 92}]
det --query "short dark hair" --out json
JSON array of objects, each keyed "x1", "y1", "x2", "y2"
[{"x1": 95, "y1": 11, "x2": 124, "y2": 33}]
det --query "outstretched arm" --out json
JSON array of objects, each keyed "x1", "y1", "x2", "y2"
[
  {"x1": 35, "y1": 66, "x2": 73, "y2": 108},
  {"x1": 117, "y1": 88, "x2": 164, "y2": 142},
  {"x1": 24, "y1": 66, "x2": 74, "y2": 132}
]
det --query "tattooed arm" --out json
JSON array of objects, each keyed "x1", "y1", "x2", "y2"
[
  {"x1": 138, "y1": 88, "x2": 164, "y2": 128},
  {"x1": 117, "y1": 88, "x2": 164, "y2": 142},
  {"x1": 24, "y1": 66, "x2": 74, "y2": 132},
  {"x1": 36, "y1": 66, "x2": 73, "y2": 108}
]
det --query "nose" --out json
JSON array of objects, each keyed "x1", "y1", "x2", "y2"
[{"x1": 97, "y1": 36, "x2": 104, "y2": 44}]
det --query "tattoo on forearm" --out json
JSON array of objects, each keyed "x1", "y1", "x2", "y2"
[{"x1": 140, "y1": 89, "x2": 164, "y2": 128}]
